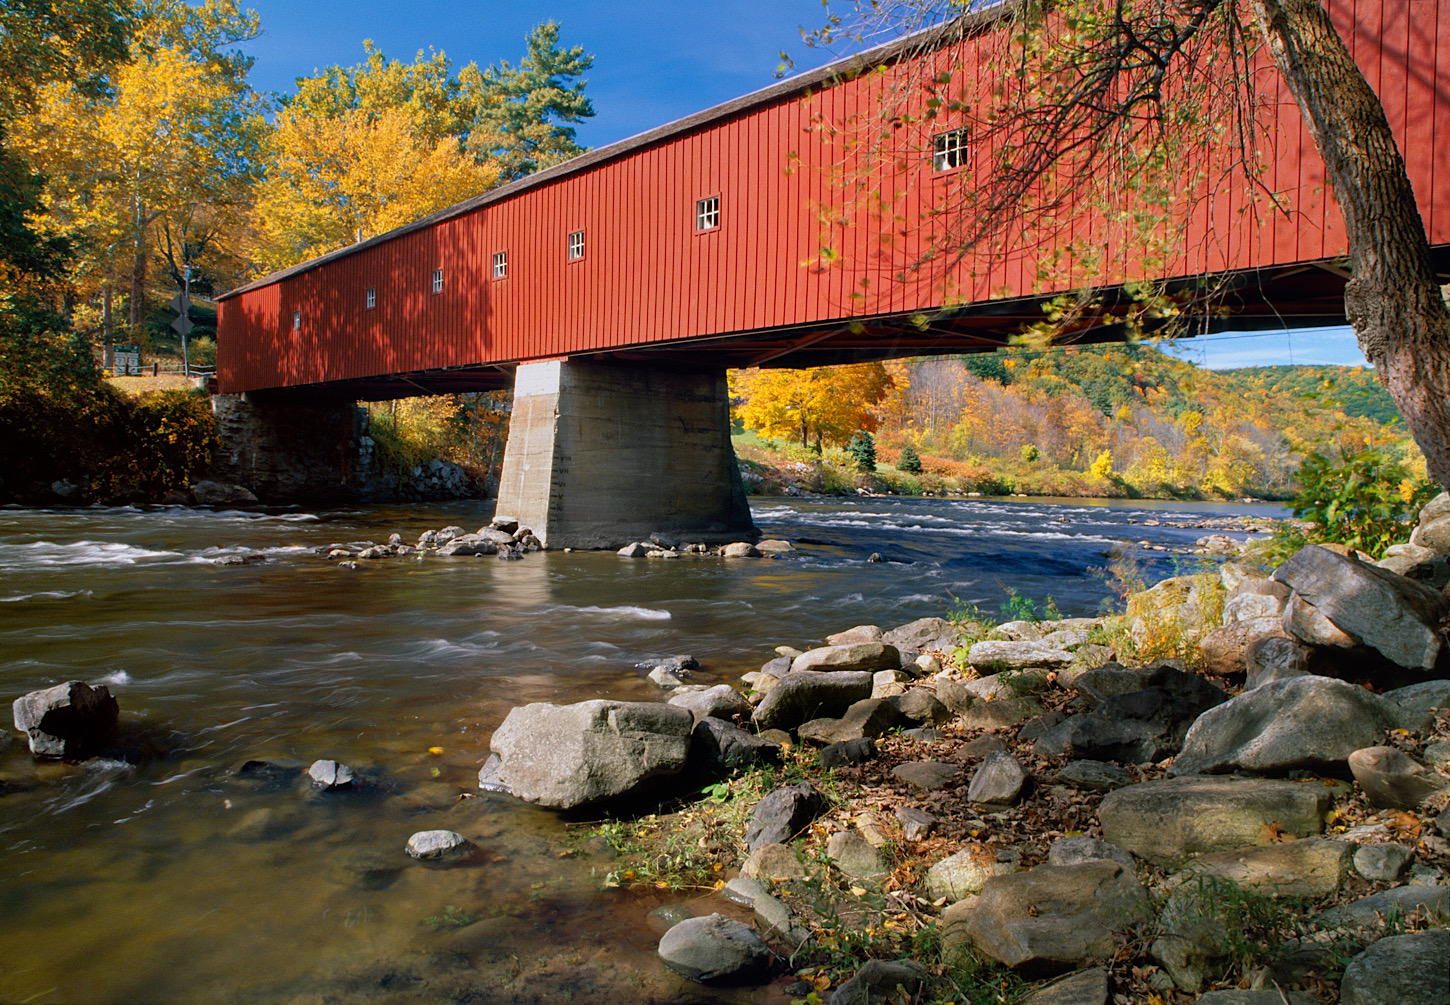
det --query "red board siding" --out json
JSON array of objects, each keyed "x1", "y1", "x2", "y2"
[{"x1": 219, "y1": 0, "x2": 1450, "y2": 394}]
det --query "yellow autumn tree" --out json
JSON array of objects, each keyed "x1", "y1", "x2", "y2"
[{"x1": 731, "y1": 363, "x2": 894, "y2": 450}]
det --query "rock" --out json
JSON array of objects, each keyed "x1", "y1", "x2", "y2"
[
  {"x1": 1381, "y1": 679, "x2": 1450, "y2": 731},
  {"x1": 1018, "y1": 710, "x2": 1068, "y2": 743},
  {"x1": 756, "y1": 538, "x2": 793, "y2": 555},
  {"x1": 648, "y1": 665, "x2": 690, "y2": 688},
  {"x1": 1353, "y1": 842, "x2": 1413, "y2": 881},
  {"x1": 490, "y1": 515, "x2": 520, "y2": 534},
  {"x1": 188, "y1": 480, "x2": 258, "y2": 505},
  {"x1": 896, "y1": 806, "x2": 936, "y2": 841},
  {"x1": 826, "y1": 830, "x2": 888, "y2": 879},
  {"x1": 827, "y1": 959, "x2": 927, "y2": 1005},
  {"x1": 1339, "y1": 930, "x2": 1450, "y2": 1005},
  {"x1": 1195, "y1": 993, "x2": 1318, "y2": 1005},
  {"x1": 1098, "y1": 776, "x2": 1331, "y2": 863},
  {"x1": 883, "y1": 616, "x2": 959, "y2": 652},
  {"x1": 826, "y1": 625, "x2": 883, "y2": 646},
  {"x1": 1037, "y1": 666, "x2": 1227, "y2": 763},
  {"x1": 657, "y1": 913, "x2": 772, "y2": 985},
  {"x1": 992, "y1": 620, "x2": 1043, "y2": 642},
  {"x1": 961, "y1": 734, "x2": 1009, "y2": 757},
  {"x1": 1243, "y1": 635, "x2": 1312, "y2": 690},
  {"x1": 934, "y1": 677, "x2": 975, "y2": 714},
  {"x1": 1273, "y1": 545, "x2": 1449, "y2": 670},
  {"x1": 964, "y1": 861, "x2": 1152, "y2": 973},
  {"x1": 741, "y1": 843, "x2": 808, "y2": 882},
  {"x1": 1283, "y1": 592, "x2": 1360, "y2": 648},
  {"x1": 959, "y1": 696, "x2": 1043, "y2": 731},
  {"x1": 405, "y1": 830, "x2": 471, "y2": 861},
  {"x1": 435, "y1": 525, "x2": 467, "y2": 545},
  {"x1": 1019, "y1": 968, "x2": 1110, "y2": 1005},
  {"x1": 927, "y1": 844, "x2": 1018, "y2": 901},
  {"x1": 721, "y1": 876, "x2": 770, "y2": 908},
  {"x1": 11, "y1": 680, "x2": 119, "y2": 759},
  {"x1": 1199, "y1": 618, "x2": 1284, "y2": 676},
  {"x1": 1318, "y1": 883, "x2": 1450, "y2": 928},
  {"x1": 967, "y1": 641, "x2": 1075, "y2": 671},
  {"x1": 819, "y1": 737, "x2": 877, "y2": 768},
  {"x1": 799, "y1": 698, "x2": 903, "y2": 744},
  {"x1": 690, "y1": 717, "x2": 781, "y2": 772},
  {"x1": 1054, "y1": 760, "x2": 1131, "y2": 792},
  {"x1": 637, "y1": 654, "x2": 700, "y2": 677},
  {"x1": 892, "y1": 761, "x2": 958, "y2": 790},
  {"x1": 791, "y1": 643, "x2": 902, "y2": 674},
  {"x1": 902, "y1": 726, "x2": 943, "y2": 742},
  {"x1": 669, "y1": 685, "x2": 751, "y2": 721},
  {"x1": 751, "y1": 670, "x2": 874, "y2": 732},
  {"x1": 1427, "y1": 741, "x2": 1450, "y2": 772},
  {"x1": 437, "y1": 534, "x2": 497, "y2": 557},
  {"x1": 1048, "y1": 836, "x2": 1135, "y2": 874},
  {"x1": 1071, "y1": 665, "x2": 1152, "y2": 707},
  {"x1": 890, "y1": 688, "x2": 951, "y2": 725},
  {"x1": 1347, "y1": 745, "x2": 1450, "y2": 809},
  {"x1": 753, "y1": 892, "x2": 811, "y2": 950},
  {"x1": 871, "y1": 669, "x2": 909, "y2": 699},
  {"x1": 1172, "y1": 675, "x2": 1400, "y2": 776},
  {"x1": 489, "y1": 700, "x2": 694, "y2": 809},
  {"x1": 617, "y1": 542, "x2": 650, "y2": 557},
  {"x1": 476, "y1": 753, "x2": 510, "y2": 794},
  {"x1": 721, "y1": 542, "x2": 762, "y2": 558},
  {"x1": 307, "y1": 759, "x2": 355, "y2": 789},
  {"x1": 744, "y1": 781, "x2": 826, "y2": 850},
  {"x1": 967, "y1": 751, "x2": 1029, "y2": 805},
  {"x1": 965, "y1": 671, "x2": 1048, "y2": 701},
  {"x1": 1166, "y1": 838, "x2": 1352, "y2": 898}
]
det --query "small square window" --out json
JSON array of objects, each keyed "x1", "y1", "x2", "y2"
[
  {"x1": 696, "y1": 195, "x2": 720, "y2": 231},
  {"x1": 932, "y1": 128, "x2": 968, "y2": 171},
  {"x1": 567, "y1": 230, "x2": 585, "y2": 261},
  {"x1": 292, "y1": 309, "x2": 301, "y2": 331},
  {"x1": 493, "y1": 251, "x2": 507, "y2": 279},
  {"x1": 365, "y1": 287, "x2": 376, "y2": 309},
  {"x1": 431, "y1": 268, "x2": 443, "y2": 293}
]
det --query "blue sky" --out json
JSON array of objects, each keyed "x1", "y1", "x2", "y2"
[{"x1": 236, "y1": 2, "x2": 1369, "y2": 372}]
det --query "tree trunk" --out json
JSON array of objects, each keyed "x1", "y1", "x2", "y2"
[
  {"x1": 1248, "y1": 0, "x2": 1450, "y2": 490},
  {"x1": 129, "y1": 197, "x2": 146, "y2": 335}
]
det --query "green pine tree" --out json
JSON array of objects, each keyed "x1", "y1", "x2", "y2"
[
  {"x1": 847, "y1": 430, "x2": 877, "y2": 472},
  {"x1": 897, "y1": 444, "x2": 922, "y2": 473}
]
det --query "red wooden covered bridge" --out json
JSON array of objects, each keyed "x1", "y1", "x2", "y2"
[{"x1": 217, "y1": 0, "x2": 1450, "y2": 547}]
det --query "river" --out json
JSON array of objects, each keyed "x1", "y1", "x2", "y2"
[{"x1": 0, "y1": 495, "x2": 1281, "y2": 1004}]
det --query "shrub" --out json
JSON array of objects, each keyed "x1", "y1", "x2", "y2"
[{"x1": 1291, "y1": 446, "x2": 1439, "y2": 555}]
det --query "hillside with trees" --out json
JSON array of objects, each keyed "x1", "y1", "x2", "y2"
[{"x1": 729, "y1": 343, "x2": 1425, "y2": 500}]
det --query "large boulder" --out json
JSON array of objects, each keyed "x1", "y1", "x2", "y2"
[
  {"x1": 798, "y1": 698, "x2": 903, "y2": 744},
  {"x1": 1034, "y1": 665, "x2": 1226, "y2": 763},
  {"x1": 657, "y1": 914, "x2": 773, "y2": 985},
  {"x1": 1098, "y1": 776, "x2": 1330, "y2": 863},
  {"x1": 751, "y1": 671, "x2": 874, "y2": 732},
  {"x1": 489, "y1": 700, "x2": 694, "y2": 809},
  {"x1": 882, "y1": 617, "x2": 959, "y2": 652},
  {"x1": 963, "y1": 861, "x2": 1153, "y2": 974},
  {"x1": 1199, "y1": 618, "x2": 1285, "y2": 676},
  {"x1": 12, "y1": 680, "x2": 119, "y2": 759},
  {"x1": 668, "y1": 684, "x2": 751, "y2": 721},
  {"x1": 690, "y1": 717, "x2": 781, "y2": 772},
  {"x1": 1339, "y1": 929, "x2": 1450, "y2": 1005},
  {"x1": 1273, "y1": 545, "x2": 1449, "y2": 670},
  {"x1": 1173, "y1": 675, "x2": 1400, "y2": 776},
  {"x1": 966, "y1": 641, "x2": 1075, "y2": 671},
  {"x1": 1381, "y1": 679, "x2": 1450, "y2": 731},
  {"x1": 791, "y1": 643, "x2": 901, "y2": 673},
  {"x1": 1243, "y1": 635, "x2": 1312, "y2": 690}
]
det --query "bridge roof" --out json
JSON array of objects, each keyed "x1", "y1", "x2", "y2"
[{"x1": 220, "y1": 10, "x2": 1004, "y2": 302}]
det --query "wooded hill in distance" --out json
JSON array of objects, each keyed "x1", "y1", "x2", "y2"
[{"x1": 731, "y1": 342, "x2": 1421, "y2": 501}]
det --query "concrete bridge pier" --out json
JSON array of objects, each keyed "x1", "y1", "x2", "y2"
[{"x1": 495, "y1": 358, "x2": 756, "y2": 549}]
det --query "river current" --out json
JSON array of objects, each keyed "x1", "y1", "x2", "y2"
[{"x1": 0, "y1": 495, "x2": 1280, "y2": 1003}]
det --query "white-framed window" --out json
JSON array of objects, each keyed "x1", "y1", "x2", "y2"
[
  {"x1": 431, "y1": 268, "x2": 443, "y2": 293},
  {"x1": 567, "y1": 230, "x2": 585, "y2": 261},
  {"x1": 365, "y1": 287, "x2": 376, "y2": 309},
  {"x1": 292, "y1": 309, "x2": 301, "y2": 331},
  {"x1": 696, "y1": 195, "x2": 720, "y2": 231},
  {"x1": 493, "y1": 251, "x2": 507, "y2": 279},
  {"x1": 932, "y1": 128, "x2": 968, "y2": 171}
]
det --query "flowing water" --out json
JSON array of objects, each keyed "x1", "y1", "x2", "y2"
[{"x1": 0, "y1": 495, "x2": 1281, "y2": 1004}]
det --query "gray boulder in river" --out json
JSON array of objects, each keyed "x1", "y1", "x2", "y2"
[
  {"x1": 12, "y1": 681, "x2": 119, "y2": 759},
  {"x1": 489, "y1": 699, "x2": 694, "y2": 809}
]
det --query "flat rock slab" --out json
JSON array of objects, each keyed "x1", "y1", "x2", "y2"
[
  {"x1": 1273, "y1": 544, "x2": 1449, "y2": 670},
  {"x1": 1054, "y1": 760, "x2": 1132, "y2": 792},
  {"x1": 967, "y1": 640, "x2": 1075, "y2": 671},
  {"x1": 964, "y1": 861, "x2": 1152, "y2": 974},
  {"x1": 893, "y1": 761, "x2": 959, "y2": 790},
  {"x1": 1166, "y1": 838, "x2": 1353, "y2": 898},
  {"x1": 1339, "y1": 929, "x2": 1450, "y2": 1005},
  {"x1": 1047, "y1": 836, "x2": 1136, "y2": 874},
  {"x1": 1020, "y1": 968, "x2": 1110, "y2": 1005},
  {"x1": 791, "y1": 642, "x2": 901, "y2": 673},
  {"x1": 1173, "y1": 675, "x2": 1399, "y2": 776},
  {"x1": 490, "y1": 699, "x2": 694, "y2": 809},
  {"x1": 1098, "y1": 776, "x2": 1331, "y2": 864},
  {"x1": 1317, "y1": 881, "x2": 1450, "y2": 928},
  {"x1": 751, "y1": 670, "x2": 874, "y2": 732},
  {"x1": 657, "y1": 913, "x2": 773, "y2": 985}
]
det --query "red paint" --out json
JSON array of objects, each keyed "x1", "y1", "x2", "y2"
[{"x1": 218, "y1": 0, "x2": 1450, "y2": 394}]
